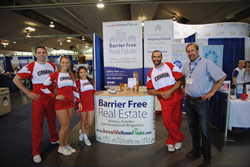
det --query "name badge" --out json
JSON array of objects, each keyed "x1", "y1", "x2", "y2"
[{"x1": 186, "y1": 78, "x2": 193, "y2": 85}]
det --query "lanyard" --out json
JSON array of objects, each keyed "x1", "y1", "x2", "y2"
[{"x1": 189, "y1": 57, "x2": 201, "y2": 77}]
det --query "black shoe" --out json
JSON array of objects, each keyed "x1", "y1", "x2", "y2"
[
  {"x1": 198, "y1": 159, "x2": 211, "y2": 167},
  {"x1": 186, "y1": 149, "x2": 201, "y2": 158}
]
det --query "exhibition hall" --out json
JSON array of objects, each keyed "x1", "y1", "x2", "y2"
[{"x1": 0, "y1": 1, "x2": 250, "y2": 167}]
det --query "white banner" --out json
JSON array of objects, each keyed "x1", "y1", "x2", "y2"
[
  {"x1": 94, "y1": 94, "x2": 155, "y2": 145},
  {"x1": 0, "y1": 60, "x2": 4, "y2": 72},
  {"x1": 174, "y1": 22, "x2": 250, "y2": 39},
  {"x1": 171, "y1": 43, "x2": 203, "y2": 71},
  {"x1": 103, "y1": 21, "x2": 143, "y2": 86},
  {"x1": 203, "y1": 45, "x2": 224, "y2": 69},
  {"x1": 144, "y1": 20, "x2": 173, "y2": 85},
  {"x1": 245, "y1": 37, "x2": 250, "y2": 61}
]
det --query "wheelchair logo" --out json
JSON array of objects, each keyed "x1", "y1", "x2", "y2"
[{"x1": 174, "y1": 60, "x2": 182, "y2": 69}]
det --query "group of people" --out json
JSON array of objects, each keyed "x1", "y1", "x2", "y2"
[
  {"x1": 0, "y1": 65, "x2": 20, "y2": 77},
  {"x1": 232, "y1": 60, "x2": 250, "y2": 86},
  {"x1": 147, "y1": 43, "x2": 226, "y2": 167},
  {"x1": 13, "y1": 46, "x2": 97, "y2": 163},
  {"x1": 13, "y1": 43, "x2": 228, "y2": 167}
]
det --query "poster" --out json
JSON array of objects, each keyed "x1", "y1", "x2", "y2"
[
  {"x1": 95, "y1": 94, "x2": 155, "y2": 145},
  {"x1": 103, "y1": 21, "x2": 143, "y2": 87},
  {"x1": 3, "y1": 96, "x2": 8, "y2": 106},
  {"x1": 220, "y1": 80, "x2": 230, "y2": 94},
  {"x1": 203, "y1": 45, "x2": 224, "y2": 69},
  {"x1": 144, "y1": 20, "x2": 173, "y2": 85}
]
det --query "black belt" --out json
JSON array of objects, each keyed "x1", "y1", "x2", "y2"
[{"x1": 186, "y1": 95, "x2": 203, "y2": 101}]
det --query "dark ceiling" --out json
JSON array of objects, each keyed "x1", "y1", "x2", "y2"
[{"x1": 0, "y1": 0, "x2": 249, "y2": 54}]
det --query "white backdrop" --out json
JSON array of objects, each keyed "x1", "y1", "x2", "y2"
[
  {"x1": 174, "y1": 22, "x2": 250, "y2": 39},
  {"x1": 245, "y1": 37, "x2": 250, "y2": 61}
]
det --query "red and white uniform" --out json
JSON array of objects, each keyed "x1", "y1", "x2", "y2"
[
  {"x1": 147, "y1": 62, "x2": 185, "y2": 145},
  {"x1": 76, "y1": 79, "x2": 96, "y2": 112},
  {"x1": 17, "y1": 62, "x2": 58, "y2": 156},
  {"x1": 41, "y1": 72, "x2": 81, "y2": 110},
  {"x1": 147, "y1": 62, "x2": 184, "y2": 102}
]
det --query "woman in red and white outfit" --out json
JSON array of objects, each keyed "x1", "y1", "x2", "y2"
[
  {"x1": 75, "y1": 66, "x2": 98, "y2": 145},
  {"x1": 41, "y1": 56, "x2": 82, "y2": 155}
]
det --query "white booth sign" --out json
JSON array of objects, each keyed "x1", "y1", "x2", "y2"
[{"x1": 94, "y1": 94, "x2": 155, "y2": 145}]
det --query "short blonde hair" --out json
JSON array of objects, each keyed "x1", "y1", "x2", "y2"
[{"x1": 238, "y1": 60, "x2": 245, "y2": 64}]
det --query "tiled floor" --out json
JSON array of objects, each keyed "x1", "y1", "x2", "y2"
[{"x1": 7, "y1": 91, "x2": 250, "y2": 167}]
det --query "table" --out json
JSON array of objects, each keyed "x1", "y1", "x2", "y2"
[
  {"x1": 94, "y1": 91, "x2": 155, "y2": 145},
  {"x1": 228, "y1": 98, "x2": 250, "y2": 130},
  {"x1": 0, "y1": 75, "x2": 19, "y2": 92},
  {"x1": 107, "y1": 86, "x2": 162, "y2": 111},
  {"x1": 0, "y1": 87, "x2": 11, "y2": 116}
]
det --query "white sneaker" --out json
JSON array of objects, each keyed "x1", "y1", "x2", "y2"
[
  {"x1": 33, "y1": 154, "x2": 41, "y2": 163},
  {"x1": 66, "y1": 144, "x2": 76, "y2": 153},
  {"x1": 84, "y1": 138, "x2": 91, "y2": 146},
  {"x1": 51, "y1": 140, "x2": 59, "y2": 144},
  {"x1": 58, "y1": 146, "x2": 72, "y2": 155},
  {"x1": 175, "y1": 142, "x2": 182, "y2": 150},
  {"x1": 167, "y1": 144, "x2": 175, "y2": 153},
  {"x1": 79, "y1": 129, "x2": 84, "y2": 141}
]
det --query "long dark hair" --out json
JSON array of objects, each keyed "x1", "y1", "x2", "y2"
[{"x1": 78, "y1": 66, "x2": 94, "y2": 87}]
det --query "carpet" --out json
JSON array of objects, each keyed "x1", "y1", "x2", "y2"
[{"x1": 0, "y1": 102, "x2": 80, "y2": 167}]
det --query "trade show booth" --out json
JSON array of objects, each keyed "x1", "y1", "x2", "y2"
[{"x1": 94, "y1": 91, "x2": 155, "y2": 145}]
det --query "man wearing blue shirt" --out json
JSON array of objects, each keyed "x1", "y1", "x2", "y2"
[{"x1": 182, "y1": 43, "x2": 226, "y2": 167}]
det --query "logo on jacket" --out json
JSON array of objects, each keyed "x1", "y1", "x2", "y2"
[
  {"x1": 60, "y1": 76, "x2": 71, "y2": 81},
  {"x1": 155, "y1": 73, "x2": 169, "y2": 81},
  {"x1": 82, "y1": 82, "x2": 91, "y2": 86},
  {"x1": 37, "y1": 70, "x2": 52, "y2": 76}
]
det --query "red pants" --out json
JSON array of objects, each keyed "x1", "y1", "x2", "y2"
[
  {"x1": 160, "y1": 99, "x2": 185, "y2": 145},
  {"x1": 32, "y1": 97, "x2": 58, "y2": 156}
]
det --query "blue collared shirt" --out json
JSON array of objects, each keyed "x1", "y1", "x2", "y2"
[{"x1": 182, "y1": 58, "x2": 226, "y2": 97}]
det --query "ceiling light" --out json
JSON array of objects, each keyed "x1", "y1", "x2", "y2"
[
  {"x1": 13, "y1": 41, "x2": 16, "y2": 43},
  {"x1": 66, "y1": 39, "x2": 71, "y2": 42},
  {"x1": 49, "y1": 22, "x2": 55, "y2": 28},
  {"x1": 172, "y1": 16, "x2": 176, "y2": 21},
  {"x1": 97, "y1": 3, "x2": 104, "y2": 8},
  {"x1": 82, "y1": 36, "x2": 85, "y2": 40},
  {"x1": 26, "y1": 27, "x2": 35, "y2": 32},
  {"x1": 2, "y1": 42, "x2": 9, "y2": 47},
  {"x1": 25, "y1": 27, "x2": 35, "y2": 37},
  {"x1": 26, "y1": 31, "x2": 31, "y2": 37},
  {"x1": 60, "y1": 42, "x2": 63, "y2": 45}
]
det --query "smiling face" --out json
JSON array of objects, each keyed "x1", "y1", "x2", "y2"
[
  {"x1": 186, "y1": 44, "x2": 200, "y2": 62},
  {"x1": 238, "y1": 61, "x2": 245, "y2": 70},
  {"x1": 79, "y1": 68, "x2": 87, "y2": 80},
  {"x1": 59, "y1": 57, "x2": 70, "y2": 72},
  {"x1": 152, "y1": 51, "x2": 163, "y2": 67},
  {"x1": 246, "y1": 62, "x2": 250, "y2": 68},
  {"x1": 35, "y1": 48, "x2": 47, "y2": 64}
]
